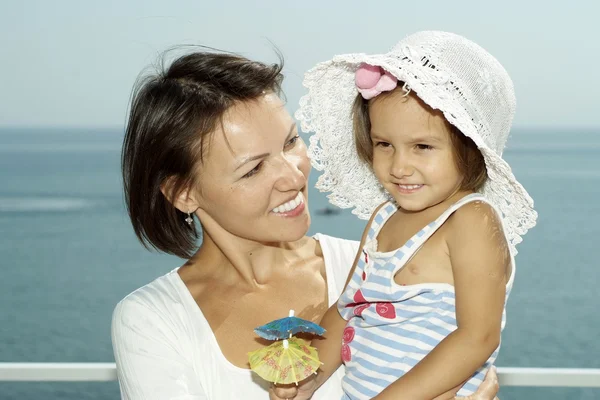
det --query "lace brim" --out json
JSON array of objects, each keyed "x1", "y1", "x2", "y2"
[{"x1": 296, "y1": 53, "x2": 537, "y2": 256}]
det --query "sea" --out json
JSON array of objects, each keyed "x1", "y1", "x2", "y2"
[{"x1": 0, "y1": 127, "x2": 598, "y2": 399}]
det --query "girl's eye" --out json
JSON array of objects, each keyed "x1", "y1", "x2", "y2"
[
  {"x1": 416, "y1": 144, "x2": 433, "y2": 150},
  {"x1": 243, "y1": 162, "x2": 262, "y2": 178},
  {"x1": 375, "y1": 141, "x2": 391, "y2": 148},
  {"x1": 285, "y1": 135, "x2": 300, "y2": 148}
]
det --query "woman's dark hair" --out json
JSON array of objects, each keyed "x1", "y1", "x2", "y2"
[
  {"x1": 352, "y1": 86, "x2": 487, "y2": 191},
  {"x1": 122, "y1": 49, "x2": 284, "y2": 259}
]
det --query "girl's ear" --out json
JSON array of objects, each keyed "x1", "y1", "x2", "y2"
[{"x1": 160, "y1": 176, "x2": 200, "y2": 214}]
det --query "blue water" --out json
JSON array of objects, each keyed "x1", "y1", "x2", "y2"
[{"x1": 0, "y1": 127, "x2": 599, "y2": 399}]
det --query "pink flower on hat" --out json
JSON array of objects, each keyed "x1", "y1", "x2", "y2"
[{"x1": 355, "y1": 63, "x2": 398, "y2": 100}]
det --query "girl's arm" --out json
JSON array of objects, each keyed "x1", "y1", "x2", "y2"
[
  {"x1": 311, "y1": 203, "x2": 385, "y2": 388},
  {"x1": 373, "y1": 201, "x2": 509, "y2": 400},
  {"x1": 270, "y1": 205, "x2": 385, "y2": 400}
]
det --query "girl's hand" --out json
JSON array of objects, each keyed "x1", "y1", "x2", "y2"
[{"x1": 268, "y1": 375, "x2": 317, "y2": 400}]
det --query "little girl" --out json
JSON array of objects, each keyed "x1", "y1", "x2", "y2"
[{"x1": 274, "y1": 31, "x2": 537, "y2": 399}]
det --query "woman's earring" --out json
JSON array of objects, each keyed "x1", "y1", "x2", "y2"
[{"x1": 185, "y1": 212, "x2": 194, "y2": 226}]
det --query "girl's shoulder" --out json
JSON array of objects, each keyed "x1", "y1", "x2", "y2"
[
  {"x1": 447, "y1": 196, "x2": 503, "y2": 232},
  {"x1": 446, "y1": 197, "x2": 511, "y2": 259}
]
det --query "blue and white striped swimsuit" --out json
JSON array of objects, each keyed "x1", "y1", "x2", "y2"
[{"x1": 337, "y1": 193, "x2": 515, "y2": 399}]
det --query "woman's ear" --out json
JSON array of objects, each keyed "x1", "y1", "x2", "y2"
[{"x1": 160, "y1": 176, "x2": 200, "y2": 214}]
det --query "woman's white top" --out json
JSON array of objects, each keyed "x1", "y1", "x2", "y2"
[{"x1": 111, "y1": 233, "x2": 359, "y2": 399}]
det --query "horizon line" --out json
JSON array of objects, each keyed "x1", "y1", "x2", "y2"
[{"x1": 0, "y1": 124, "x2": 599, "y2": 133}]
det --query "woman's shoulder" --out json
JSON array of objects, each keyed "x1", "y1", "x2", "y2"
[
  {"x1": 116, "y1": 268, "x2": 181, "y2": 305},
  {"x1": 313, "y1": 233, "x2": 360, "y2": 255},
  {"x1": 313, "y1": 233, "x2": 360, "y2": 305},
  {"x1": 313, "y1": 233, "x2": 359, "y2": 276},
  {"x1": 110, "y1": 269, "x2": 210, "y2": 396},
  {"x1": 112, "y1": 269, "x2": 188, "y2": 331}
]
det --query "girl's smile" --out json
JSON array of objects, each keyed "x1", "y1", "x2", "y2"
[
  {"x1": 369, "y1": 89, "x2": 464, "y2": 212},
  {"x1": 395, "y1": 184, "x2": 424, "y2": 194}
]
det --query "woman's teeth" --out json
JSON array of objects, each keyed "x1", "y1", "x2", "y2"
[{"x1": 272, "y1": 192, "x2": 304, "y2": 213}]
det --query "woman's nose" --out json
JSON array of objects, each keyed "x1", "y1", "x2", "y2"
[{"x1": 275, "y1": 154, "x2": 305, "y2": 191}]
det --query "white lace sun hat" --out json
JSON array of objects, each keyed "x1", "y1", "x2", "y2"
[{"x1": 296, "y1": 31, "x2": 537, "y2": 255}]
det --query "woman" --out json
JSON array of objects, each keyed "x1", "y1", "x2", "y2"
[{"x1": 111, "y1": 50, "x2": 500, "y2": 400}]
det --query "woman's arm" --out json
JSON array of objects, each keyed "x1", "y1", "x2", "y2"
[
  {"x1": 453, "y1": 366, "x2": 500, "y2": 400},
  {"x1": 373, "y1": 202, "x2": 509, "y2": 400},
  {"x1": 270, "y1": 366, "x2": 500, "y2": 400},
  {"x1": 111, "y1": 297, "x2": 208, "y2": 400}
]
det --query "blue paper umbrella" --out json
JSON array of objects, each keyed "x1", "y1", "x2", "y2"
[{"x1": 254, "y1": 310, "x2": 326, "y2": 340}]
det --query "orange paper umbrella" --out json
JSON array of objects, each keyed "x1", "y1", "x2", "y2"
[{"x1": 248, "y1": 337, "x2": 322, "y2": 385}]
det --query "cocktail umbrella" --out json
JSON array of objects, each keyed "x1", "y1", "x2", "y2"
[
  {"x1": 248, "y1": 337, "x2": 322, "y2": 385},
  {"x1": 254, "y1": 309, "x2": 326, "y2": 340}
]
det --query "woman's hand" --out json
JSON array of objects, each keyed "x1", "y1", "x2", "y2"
[
  {"x1": 269, "y1": 366, "x2": 499, "y2": 400},
  {"x1": 454, "y1": 366, "x2": 500, "y2": 400},
  {"x1": 268, "y1": 374, "x2": 317, "y2": 400}
]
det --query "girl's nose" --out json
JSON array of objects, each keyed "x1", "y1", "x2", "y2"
[{"x1": 390, "y1": 155, "x2": 414, "y2": 178}]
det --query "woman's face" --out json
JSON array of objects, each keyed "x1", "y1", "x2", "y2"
[{"x1": 192, "y1": 93, "x2": 312, "y2": 243}]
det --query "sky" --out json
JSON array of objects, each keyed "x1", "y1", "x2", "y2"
[{"x1": 1, "y1": 0, "x2": 599, "y2": 129}]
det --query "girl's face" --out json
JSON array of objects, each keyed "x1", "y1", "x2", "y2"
[
  {"x1": 191, "y1": 93, "x2": 312, "y2": 243},
  {"x1": 369, "y1": 90, "x2": 465, "y2": 212}
]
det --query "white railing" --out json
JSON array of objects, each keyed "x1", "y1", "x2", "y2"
[
  {"x1": 0, "y1": 364, "x2": 599, "y2": 388},
  {"x1": 0, "y1": 363, "x2": 116, "y2": 382}
]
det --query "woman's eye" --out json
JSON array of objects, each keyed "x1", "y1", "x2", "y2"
[
  {"x1": 243, "y1": 162, "x2": 262, "y2": 178},
  {"x1": 375, "y1": 141, "x2": 391, "y2": 148},
  {"x1": 285, "y1": 135, "x2": 300, "y2": 148},
  {"x1": 416, "y1": 144, "x2": 433, "y2": 150}
]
